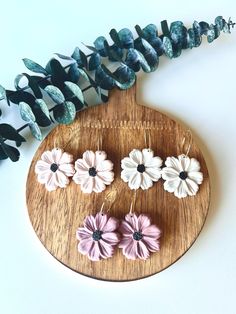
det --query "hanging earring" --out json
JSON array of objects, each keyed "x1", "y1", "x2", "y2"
[
  {"x1": 161, "y1": 130, "x2": 203, "y2": 198},
  {"x1": 35, "y1": 141, "x2": 75, "y2": 191},
  {"x1": 73, "y1": 131, "x2": 114, "y2": 193},
  {"x1": 121, "y1": 129, "x2": 162, "y2": 190},
  {"x1": 119, "y1": 191, "x2": 161, "y2": 260},
  {"x1": 76, "y1": 190, "x2": 120, "y2": 261}
]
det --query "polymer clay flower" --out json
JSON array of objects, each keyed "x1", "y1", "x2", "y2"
[
  {"x1": 76, "y1": 212, "x2": 120, "y2": 261},
  {"x1": 121, "y1": 148, "x2": 162, "y2": 190},
  {"x1": 161, "y1": 154, "x2": 203, "y2": 198},
  {"x1": 73, "y1": 150, "x2": 114, "y2": 193},
  {"x1": 119, "y1": 213, "x2": 161, "y2": 260},
  {"x1": 35, "y1": 148, "x2": 75, "y2": 191}
]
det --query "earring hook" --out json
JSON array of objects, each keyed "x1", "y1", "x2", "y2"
[
  {"x1": 181, "y1": 129, "x2": 193, "y2": 157},
  {"x1": 144, "y1": 128, "x2": 151, "y2": 149},
  {"x1": 100, "y1": 189, "x2": 117, "y2": 214},
  {"x1": 97, "y1": 128, "x2": 103, "y2": 151},
  {"x1": 129, "y1": 190, "x2": 137, "y2": 216}
]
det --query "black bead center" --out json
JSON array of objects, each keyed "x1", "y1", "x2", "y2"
[
  {"x1": 137, "y1": 164, "x2": 145, "y2": 173},
  {"x1": 50, "y1": 163, "x2": 58, "y2": 172},
  {"x1": 88, "y1": 167, "x2": 97, "y2": 177},
  {"x1": 92, "y1": 230, "x2": 103, "y2": 241},
  {"x1": 133, "y1": 231, "x2": 143, "y2": 241},
  {"x1": 179, "y1": 171, "x2": 188, "y2": 180}
]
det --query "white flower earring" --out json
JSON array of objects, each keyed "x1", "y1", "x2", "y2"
[
  {"x1": 121, "y1": 130, "x2": 162, "y2": 190},
  {"x1": 73, "y1": 135, "x2": 114, "y2": 193},
  {"x1": 161, "y1": 130, "x2": 203, "y2": 198},
  {"x1": 35, "y1": 147, "x2": 75, "y2": 191}
]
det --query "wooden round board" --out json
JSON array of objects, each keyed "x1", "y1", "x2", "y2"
[{"x1": 26, "y1": 84, "x2": 210, "y2": 281}]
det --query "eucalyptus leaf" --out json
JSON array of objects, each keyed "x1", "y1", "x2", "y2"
[
  {"x1": 55, "y1": 53, "x2": 73, "y2": 60},
  {"x1": 113, "y1": 65, "x2": 136, "y2": 90},
  {"x1": 0, "y1": 85, "x2": 6, "y2": 100},
  {"x1": 109, "y1": 29, "x2": 122, "y2": 48},
  {"x1": 53, "y1": 101, "x2": 76, "y2": 125},
  {"x1": 29, "y1": 122, "x2": 42, "y2": 141},
  {"x1": 94, "y1": 36, "x2": 108, "y2": 57},
  {"x1": 22, "y1": 73, "x2": 42, "y2": 98},
  {"x1": 118, "y1": 28, "x2": 134, "y2": 48},
  {"x1": 19, "y1": 101, "x2": 35, "y2": 122},
  {"x1": 0, "y1": 141, "x2": 20, "y2": 162},
  {"x1": 64, "y1": 81, "x2": 84, "y2": 103},
  {"x1": 23, "y1": 58, "x2": 48, "y2": 76},
  {"x1": 35, "y1": 99, "x2": 51, "y2": 120},
  {"x1": 50, "y1": 58, "x2": 68, "y2": 89},
  {"x1": 0, "y1": 124, "x2": 26, "y2": 142},
  {"x1": 163, "y1": 37, "x2": 173, "y2": 58},
  {"x1": 88, "y1": 53, "x2": 101, "y2": 71},
  {"x1": 68, "y1": 63, "x2": 80, "y2": 83},
  {"x1": 6, "y1": 90, "x2": 35, "y2": 105},
  {"x1": 95, "y1": 66, "x2": 115, "y2": 90},
  {"x1": 14, "y1": 74, "x2": 25, "y2": 90},
  {"x1": 45, "y1": 85, "x2": 65, "y2": 104}
]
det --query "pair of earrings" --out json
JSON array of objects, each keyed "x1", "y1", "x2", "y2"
[
  {"x1": 35, "y1": 148, "x2": 114, "y2": 193},
  {"x1": 76, "y1": 192, "x2": 161, "y2": 261}
]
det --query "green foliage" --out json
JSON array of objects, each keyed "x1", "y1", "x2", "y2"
[{"x1": 0, "y1": 16, "x2": 234, "y2": 163}]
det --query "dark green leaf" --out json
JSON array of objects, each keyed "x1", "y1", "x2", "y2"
[
  {"x1": 163, "y1": 37, "x2": 173, "y2": 58},
  {"x1": 35, "y1": 99, "x2": 51, "y2": 121},
  {"x1": 207, "y1": 24, "x2": 215, "y2": 43},
  {"x1": 23, "y1": 58, "x2": 48, "y2": 76},
  {"x1": 88, "y1": 53, "x2": 101, "y2": 71},
  {"x1": 199, "y1": 21, "x2": 209, "y2": 35},
  {"x1": 0, "y1": 141, "x2": 20, "y2": 162},
  {"x1": 118, "y1": 28, "x2": 134, "y2": 48},
  {"x1": 0, "y1": 124, "x2": 25, "y2": 142},
  {"x1": 45, "y1": 85, "x2": 65, "y2": 104},
  {"x1": 109, "y1": 29, "x2": 122, "y2": 48},
  {"x1": 6, "y1": 90, "x2": 35, "y2": 105},
  {"x1": 50, "y1": 58, "x2": 68, "y2": 89},
  {"x1": 95, "y1": 66, "x2": 115, "y2": 90},
  {"x1": 113, "y1": 65, "x2": 136, "y2": 90},
  {"x1": 29, "y1": 122, "x2": 42, "y2": 140},
  {"x1": 65, "y1": 82, "x2": 84, "y2": 103},
  {"x1": 54, "y1": 53, "x2": 73, "y2": 60},
  {"x1": 94, "y1": 36, "x2": 108, "y2": 57},
  {"x1": 192, "y1": 21, "x2": 202, "y2": 47},
  {"x1": 68, "y1": 63, "x2": 80, "y2": 83},
  {"x1": 22, "y1": 73, "x2": 42, "y2": 98},
  {"x1": 53, "y1": 101, "x2": 76, "y2": 124},
  {"x1": 31, "y1": 76, "x2": 51, "y2": 89},
  {"x1": 134, "y1": 38, "x2": 159, "y2": 71}
]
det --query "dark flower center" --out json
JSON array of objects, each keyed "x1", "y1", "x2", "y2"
[
  {"x1": 89, "y1": 167, "x2": 97, "y2": 177},
  {"x1": 137, "y1": 164, "x2": 145, "y2": 173},
  {"x1": 179, "y1": 171, "x2": 188, "y2": 180},
  {"x1": 133, "y1": 231, "x2": 143, "y2": 241},
  {"x1": 92, "y1": 230, "x2": 103, "y2": 241},
  {"x1": 50, "y1": 163, "x2": 58, "y2": 172}
]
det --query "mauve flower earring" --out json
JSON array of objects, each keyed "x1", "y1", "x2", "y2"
[
  {"x1": 35, "y1": 147, "x2": 75, "y2": 191},
  {"x1": 119, "y1": 192, "x2": 161, "y2": 260},
  {"x1": 161, "y1": 130, "x2": 203, "y2": 198},
  {"x1": 76, "y1": 191, "x2": 120, "y2": 261},
  {"x1": 121, "y1": 130, "x2": 162, "y2": 190}
]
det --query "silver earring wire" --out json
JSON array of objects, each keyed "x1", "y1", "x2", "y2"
[
  {"x1": 99, "y1": 189, "x2": 117, "y2": 214},
  {"x1": 129, "y1": 190, "x2": 137, "y2": 216},
  {"x1": 144, "y1": 128, "x2": 151, "y2": 149},
  {"x1": 181, "y1": 129, "x2": 193, "y2": 157}
]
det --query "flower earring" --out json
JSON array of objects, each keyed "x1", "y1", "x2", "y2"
[
  {"x1": 118, "y1": 192, "x2": 161, "y2": 260},
  {"x1": 121, "y1": 130, "x2": 162, "y2": 190},
  {"x1": 161, "y1": 131, "x2": 203, "y2": 198},
  {"x1": 73, "y1": 150, "x2": 114, "y2": 193},
  {"x1": 35, "y1": 147, "x2": 75, "y2": 191},
  {"x1": 76, "y1": 191, "x2": 120, "y2": 261}
]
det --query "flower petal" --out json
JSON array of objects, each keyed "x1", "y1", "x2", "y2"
[
  {"x1": 97, "y1": 170, "x2": 114, "y2": 185},
  {"x1": 188, "y1": 171, "x2": 203, "y2": 184},
  {"x1": 82, "y1": 150, "x2": 95, "y2": 168},
  {"x1": 119, "y1": 221, "x2": 134, "y2": 235},
  {"x1": 35, "y1": 160, "x2": 51, "y2": 174},
  {"x1": 185, "y1": 178, "x2": 200, "y2": 196},
  {"x1": 78, "y1": 238, "x2": 94, "y2": 255},
  {"x1": 98, "y1": 240, "x2": 114, "y2": 258},
  {"x1": 102, "y1": 232, "x2": 120, "y2": 245},
  {"x1": 37, "y1": 170, "x2": 52, "y2": 184},
  {"x1": 84, "y1": 215, "x2": 96, "y2": 232},
  {"x1": 122, "y1": 239, "x2": 138, "y2": 260},
  {"x1": 128, "y1": 172, "x2": 141, "y2": 190},
  {"x1": 129, "y1": 149, "x2": 143, "y2": 165},
  {"x1": 51, "y1": 148, "x2": 63, "y2": 164},
  {"x1": 142, "y1": 237, "x2": 160, "y2": 252},
  {"x1": 41, "y1": 150, "x2": 54, "y2": 164},
  {"x1": 188, "y1": 158, "x2": 201, "y2": 172},
  {"x1": 96, "y1": 159, "x2": 113, "y2": 172},
  {"x1": 93, "y1": 176, "x2": 106, "y2": 193},
  {"x1": 76, "y1": 227, "x2": 92, "y2": 240},
  {"x1": 165, "y1": 156, "x2": 182, "y2": 172},
  {"x1": 125, "y1": 213, "x2": 139, "y2": 231},
  {"x1": 145, "y1": 156, "x2": 162, "y2": 169},
  {"x1": 178, "y1": 155, "x2": 190, "y2": 171},
  {"x1": 137, "y1": 241, "x2": 150, "y2": 260},
  {"x1": 121, "y1": 169, "x2": 136, "y2": 183},
  {"x1": 59, "y1": 163, "x2": 75, "y2": 176},
  {"x1": 55, "y1": 170, "x2": 69, "y2": 188},
  {"x1": 142, "y1": 225, "x2": 161, "y2": 239},
  {"x1": 121, "y1": 157, "x2": 137, "y2": 170},
  {"x1": 118, "y1": 236, "x2": 133, "y2": 249},
  {"x1": 74, "y1": 159, "x2": 89, "y2": 171},
  {"x1": 95, "y1": 151, "x2": 107, "y2": 165},
  {"x1": 161, "y1": 167, "x2": 179, "y2": 180},
  {"x1": 145, "y1": 167, "x2": 162, "y2": 182},
  {"x1": 174, "y1": 180, "x2": 188, "y2": 198},
  {"x1": 45, "y1": 173, "x2": 58, "y2": 191},
  {"x1": 103, "y1": 217, "x2": 119, "y2": 232},
  {"x1": 142, "y1": 148, "x2": 154, "y2": 163},
  {"x1": 73, "y1": 171, "x2": 89, "y2": 184},
  {"x1": 95, "y1": 212, "x2": 108, "y2": 230},
  {"x1": 141, "y1": 172, "x2": 154, "y2": 190},
  {"x1": 81, "y1": 176, "x2": 95, "y2": 193},
  {"x1": 138, "y1": 214, "x2": 151, "y2": 231},
  {"x1": 88, "y1": 242, "x2": 101, "y2": 261},
  {"x1": 59, "y1": 152, "x2": 73, "y2": 165},
  {"x1": 164, "y1": 178, "x2": 180, "y2": 193}
]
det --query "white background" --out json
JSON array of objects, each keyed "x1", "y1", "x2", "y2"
[{"x1": 0, "y1": 1, "x2": 236, "y2": 314}]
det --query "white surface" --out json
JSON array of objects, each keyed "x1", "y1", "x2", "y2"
[{"x1": 0, "y1": 1, "x2": 236, "y2": 314}]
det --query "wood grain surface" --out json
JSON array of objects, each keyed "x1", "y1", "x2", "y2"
[{"x1": 26, "y1": 84, "x2": 210, "y2": 281}]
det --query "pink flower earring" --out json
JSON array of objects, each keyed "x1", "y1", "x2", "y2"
[
  {"x1": 73, "y1": 150, "x2": 114, "y2": 193},
  {"x1": 35, "y1": 147, "x2": 75, "y2": 191},
  {"x1": 118, "y1": 192, "x2": 161, "y2": 260},
  {"x1": 76, "y1": 191, "x2": 120, "y2": 261}
]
